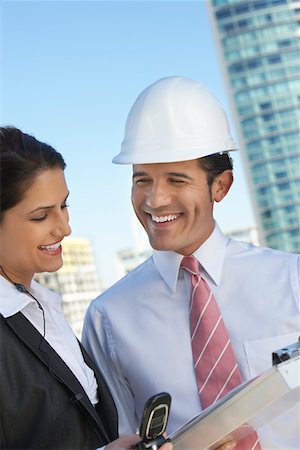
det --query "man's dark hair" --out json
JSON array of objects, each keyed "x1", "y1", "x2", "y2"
[{"x1": 198, "y1": 152, "x2": 233, "y2": 188}]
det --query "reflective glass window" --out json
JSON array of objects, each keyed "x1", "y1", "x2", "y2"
[
  {"x1": 260, "y1": 102, "x2": 272, "y2": 110},
  {"x1": 216, "y1": 8, "x2": 232, "y2": 19},
  {"x1": 268, "y1": 55, "x2": 281, "y2": 64},
  {"x1": 254, "y1": 0, "x2": 268, "y2": 9},
  {"x1": 235, "y1": 4, "x2": 250, "y2": 14},
  {"x1": 272, "y1": 0, "x2": 287, "y2": 4}
]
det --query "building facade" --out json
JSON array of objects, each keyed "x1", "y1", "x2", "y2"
[
  {"x1": 207, "y1": 0, "x2": 300, "y2": 253},
  {"x1": 35, "y1": 237, "x2": 103, "y2": 337},
  {"x1": 117, "y1": 225, "x2": 260, "y2": 276},
  {"x1": 117, "y1": 247, "x2": 153, "y2": 277}
]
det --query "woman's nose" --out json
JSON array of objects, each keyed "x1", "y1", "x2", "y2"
[{"x1": 53, "y1": 211, "x2": 72, "y2": 238}]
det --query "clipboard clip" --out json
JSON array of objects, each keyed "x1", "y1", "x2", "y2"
[{"x1": 272, "y1": 337, "x2": 300, "y2": 365}]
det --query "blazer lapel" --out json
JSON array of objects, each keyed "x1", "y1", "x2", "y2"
[{"x1": 4, "y1": 312, "x2": 109, "y2": 441}]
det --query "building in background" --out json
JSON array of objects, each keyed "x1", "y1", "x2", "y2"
[
  {"x1": 207, "y1": 0, "x2": 300, "y2": 253},
  {"x1": 115, "y1": 216, "x2": 153, "y2": 277},
  {"x1": 117, "y1": 246, "x2": 153, "y2": 277},
  {"x1": 117, "y1": 218, "x2": 260, "y2": 277},
  {"x1": 225, "y1": 224, "x2": 260, "y2": 245},
  {"x1": 35, "y1": 237, "x2": 103, "y2": 337}
]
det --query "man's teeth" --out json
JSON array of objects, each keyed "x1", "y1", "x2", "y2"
[
  {"x1": 39, "y1": 242, "x2": 61, "y2": 251},
  {"x1": 151, "y1": 214, "x2": 178, "y2": 223}
]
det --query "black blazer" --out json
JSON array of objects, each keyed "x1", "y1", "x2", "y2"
[{"x1": 0, "y1": 312, "x2": 118, "y2": 449}]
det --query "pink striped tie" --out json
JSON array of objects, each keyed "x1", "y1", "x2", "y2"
[{"x1": 181, "y1": 256, "x2": 261, "y2": 450}]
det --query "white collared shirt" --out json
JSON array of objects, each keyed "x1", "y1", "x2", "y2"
[
  {"x1": 82, "y1": 223, "x2": 300, "y2": 449},
  {"x1": 0, "y1": 276, "x2": 99, "y2": 406}
]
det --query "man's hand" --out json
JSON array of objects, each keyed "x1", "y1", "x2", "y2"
[
  {"x1": 216, "y1": 440, "x2": 236, "y2": 450},
  {"x1": 104, "y1": 435, "x2": 173, "y2": 450},
  {"x1": 104, "y1": 434, "x2": 234, "y2": 450}
]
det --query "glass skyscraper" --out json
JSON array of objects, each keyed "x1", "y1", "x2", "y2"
[{"x1": 207, "y1": 0, "x2": 300, "y2": 253}]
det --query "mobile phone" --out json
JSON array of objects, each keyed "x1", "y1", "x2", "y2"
[{"x1": 136, "y1": 392, "x2": 171, "y2": 449}]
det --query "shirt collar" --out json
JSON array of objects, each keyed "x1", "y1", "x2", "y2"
[
  {"x1": 0, "y1": 276, "x2": 35, "y2": 317},
  {"x1": 0, "y1": 275, "x2": 61, "y2": 318},
  {"x1": 153, "y1": 223, "x2": 228, "y2": 293},
  {"x1": 193, "y1": 223, "x2": 228, "y2": 285}
]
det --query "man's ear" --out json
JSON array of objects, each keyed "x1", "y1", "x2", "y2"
[{"x1": 212, "y1": 170, "x2": 233, "y2": 203}]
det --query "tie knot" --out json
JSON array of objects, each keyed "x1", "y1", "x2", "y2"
[{"x1": 180, "y1": 255, "x2": 200, "y2": 275}]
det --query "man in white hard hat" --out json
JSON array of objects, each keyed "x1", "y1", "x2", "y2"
[{"x1": 82, "y1": 77, "x2": 300, "y2": 449}]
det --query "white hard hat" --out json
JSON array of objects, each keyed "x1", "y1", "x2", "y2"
[{"x1": 113, "y1": 76, "x2": 238, "y2": 164}]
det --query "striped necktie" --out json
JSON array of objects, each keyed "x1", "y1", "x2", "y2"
[{"x1": 181, "y1": 255, "x2": 261, "y2": 450}]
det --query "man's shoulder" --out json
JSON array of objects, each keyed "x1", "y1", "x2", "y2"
[
  {"x1": 228, "y1": 238, "x2": 298, "y2": 258},
  {"x1": 91, "y1": 256, "x2": 158, "y2": 306},
  {"x1": 226, "y1": 238, "x2": 299, "y2": 271}
]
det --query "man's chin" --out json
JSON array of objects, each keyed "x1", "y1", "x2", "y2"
[{"x1": 150, "y1": 240, "x2": 175, "y2": 252}]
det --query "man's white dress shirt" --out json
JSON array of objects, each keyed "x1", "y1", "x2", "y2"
[{"x1": 82, "y1": 224, "x2": 300, "y2": 449}]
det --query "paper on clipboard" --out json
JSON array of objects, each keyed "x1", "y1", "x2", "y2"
[{"x1": 170, "y1": 353, "x2": 300, "y2": 450}]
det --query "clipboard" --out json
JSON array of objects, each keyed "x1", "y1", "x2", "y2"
[{"x1": 170, "y1": 340, "x2": 300, "y2": 450}]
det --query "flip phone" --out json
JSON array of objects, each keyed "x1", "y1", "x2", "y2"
[{"x1": 136, "y1": 392, "x2": 171, "y2": 450}]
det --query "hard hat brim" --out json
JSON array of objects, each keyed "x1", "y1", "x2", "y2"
[{"x1": 113, "y1": 138, "x2": 238, "y2": 164}]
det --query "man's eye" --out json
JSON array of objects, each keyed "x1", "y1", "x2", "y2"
[
  {"x1": 170, "y1": 178, "x2": 185, "y2": 184},
  {"x1": 135, "y1": 179, "x2": 150, "y2": 184}
]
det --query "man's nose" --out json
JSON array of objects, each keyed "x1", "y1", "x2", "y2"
[{"x1": 145, "y1": 183, "x2": 171, "y2": 209}]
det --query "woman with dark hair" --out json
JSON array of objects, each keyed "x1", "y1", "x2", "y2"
[{"x1": 0, "y1": 127, "x2": 172, "y2": 450}]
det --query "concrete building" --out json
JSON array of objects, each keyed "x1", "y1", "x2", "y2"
[
  {"x1": 117, "y1": 217, "x2": 260, "y2": 276},
  {"x1": 207, "y1": 0, "x2": 300, "y2": 253},
  {"x1": 225, "y1": 224, "x2": 260, "y2": 246},
  {"x1": 117, "y1": 246, "x2": 153, "y2": 277},
  {"x1": 35, "y1": 237, "x2": 103, "y2": 337}
]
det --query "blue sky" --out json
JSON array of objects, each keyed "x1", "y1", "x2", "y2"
[{"x1": 1, "y1": 0, "x2": 255, "y2": 285}]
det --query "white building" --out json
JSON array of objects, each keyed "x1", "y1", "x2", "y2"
[
  {"x1": 225, "y1": 224, "x2": 260, "y2": 246},
  {"x1": 117, "y1": 216, "x2": 259, "y2": 276}
]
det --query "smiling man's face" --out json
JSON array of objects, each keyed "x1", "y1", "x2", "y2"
[{"x1": 131, "y1": 159, "x2": 231, "y2": 255}]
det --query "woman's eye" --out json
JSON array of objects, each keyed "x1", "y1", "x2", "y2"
[
  {"x1": 61, "y1": 202, "x2": 69, "y2": 209},
  {"x1": 31, "y1": 215, "x2": 47, "y2": 222}
]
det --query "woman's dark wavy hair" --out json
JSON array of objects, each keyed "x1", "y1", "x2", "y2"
[{"x1": 0, "y1": 126, "x2": 66, "y2": 223}]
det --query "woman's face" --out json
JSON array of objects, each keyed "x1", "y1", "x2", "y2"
[{"x1": 0, "y1": 168, "x2": 71, "y2": 287}]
